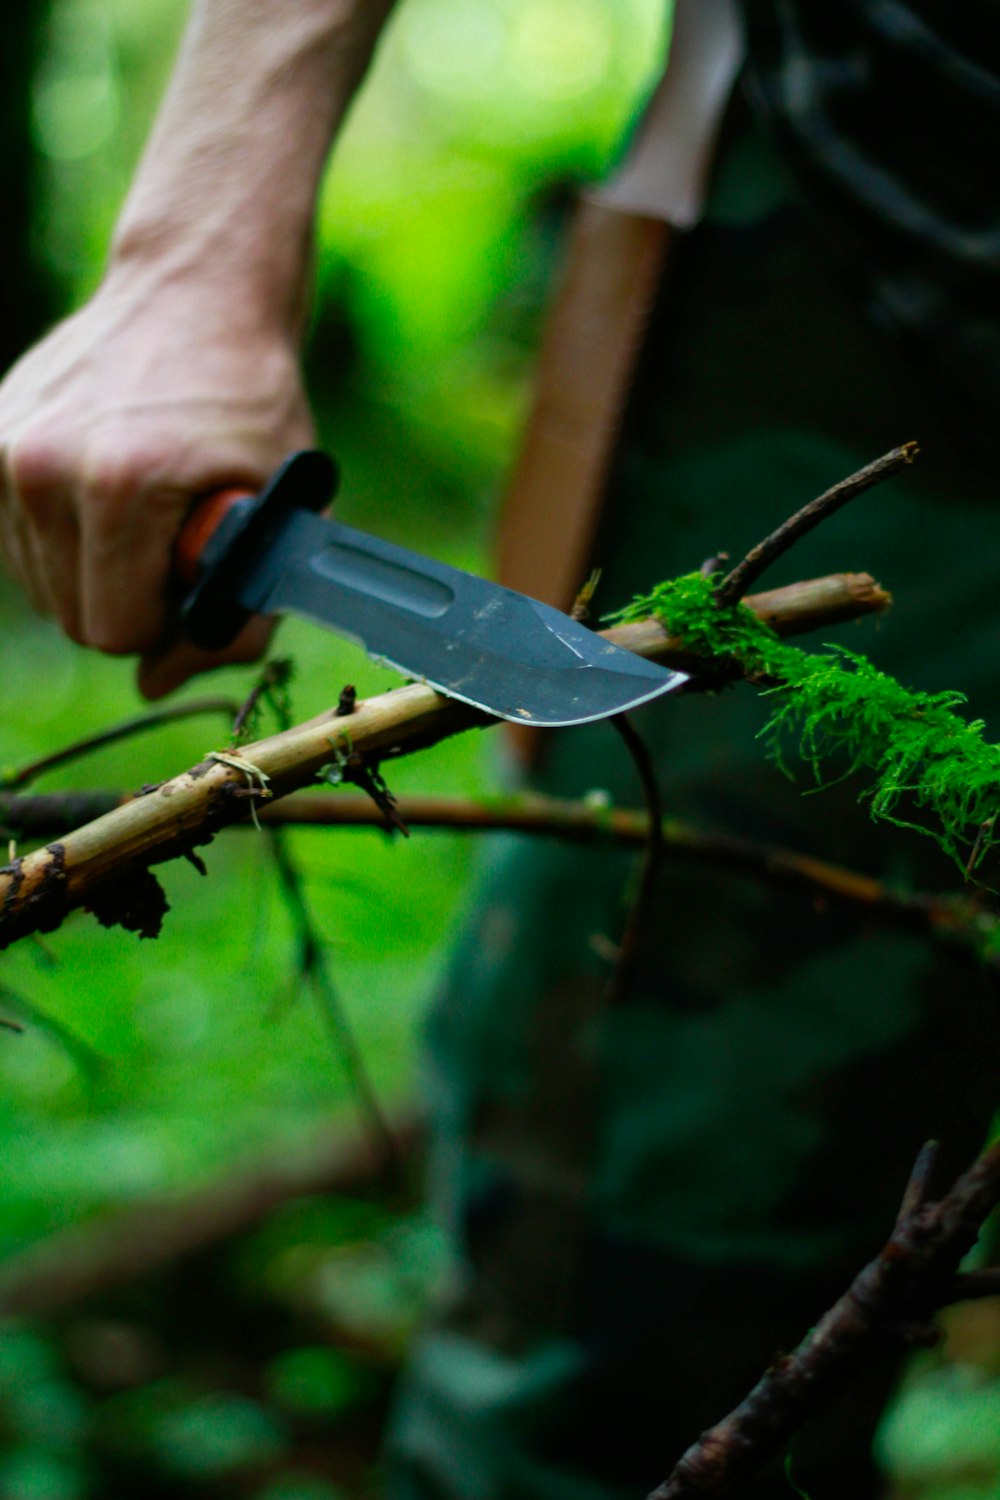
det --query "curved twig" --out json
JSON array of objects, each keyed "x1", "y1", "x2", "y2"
[
  {"x1": 648, "y1": 1138, "x2": 1000, "y2": 1499},
  {"x1": 605, "y1": 715, "x2": 665, "y2": 1005},
  {"x1": 0, "y1": 697, "x2": 241, "y2": 792},
  {"x1": 715, "y1": 446, "x2": 917, "y2": 607}
]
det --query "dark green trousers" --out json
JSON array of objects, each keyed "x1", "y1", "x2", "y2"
[{"x1": 387, "y1": 116, "x2": 1000, "y2": 1500}]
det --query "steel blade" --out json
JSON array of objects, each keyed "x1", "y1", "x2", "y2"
[{"x1": 236, "y1": 512, "x2": 686, "y2": 726}]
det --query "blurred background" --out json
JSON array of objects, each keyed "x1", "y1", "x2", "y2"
[{"x1": 0, "y1": 2, "x2": 996, "y2": 1497}]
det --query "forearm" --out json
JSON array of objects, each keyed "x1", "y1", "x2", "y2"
[
  {"x1": 110, "y1": 0, "x2": 397, "y2": 332},
  {"x1": 0, "y1": 0, "x2": 397, "y2": 688}
]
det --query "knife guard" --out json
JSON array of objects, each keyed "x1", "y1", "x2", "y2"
[{"x1": 177, "y1": 449, "x2": 337, "y2": 650}]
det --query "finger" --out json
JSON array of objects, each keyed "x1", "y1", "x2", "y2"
[
  {"x1": 21, "y1": 502, "x2": 84, "y2": 640},
  {"x1": 4, "y1": 435, "x2": 83, "y2": 635},
  {"x1": 77, "y1": 434, "x2": 279, "y2": 655},
  {"x1": 79, "y1": 478, "x2": 188, "y2": 654},
  {"x1": 136, "y1": 614, "x2": 275, "y2": 701}
]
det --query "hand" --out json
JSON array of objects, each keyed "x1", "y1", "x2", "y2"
[{"x1": 0, "y1": 260, "x2": 314, "y2": 698}]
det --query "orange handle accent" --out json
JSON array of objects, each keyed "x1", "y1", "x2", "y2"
[{"x1": 174, "y1": 486, "x2": 254, "y2": 589}]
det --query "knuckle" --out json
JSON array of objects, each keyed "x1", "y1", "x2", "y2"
[
  {"x1": 81, "y1": 436, "x2": 149, "y2": 517},
  {"x1": 6, "y1": 430, "x2": 69, "y2": 516}
]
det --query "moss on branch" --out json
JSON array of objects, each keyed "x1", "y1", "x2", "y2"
[{"x1": 614, "y1": 572, "x2": 1000, "y2": 880}]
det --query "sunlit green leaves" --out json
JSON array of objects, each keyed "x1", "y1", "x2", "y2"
[{"x1": 877, "y1": 1364, "x2": 1000, "y2": 1497}]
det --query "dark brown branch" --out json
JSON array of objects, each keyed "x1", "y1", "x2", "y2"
[
  {"x1": 0, "y1": 697, "x2": 241, "y2": 792},
  {"x1": 715, "y1": 446, "x2": 917, "y2": 607},
  {"x1": 0, "y1": 790, "x2": 132, "y2": 832},
  {"x1": 344, "y1": 760, "x2": 410, "y2": 837},
  {"x1": 0, "y1": 790, "x2": 993, "y2": 966},
  {"x1": 896, "y1": 1138, "x2": 940, "y2": 1221},
  {"x1": 335, "y1": 683, "x2": 358, "y2": 717},
  {"x1": 647, "y1": 1138, "x2": 1000, "y2": 1499}
]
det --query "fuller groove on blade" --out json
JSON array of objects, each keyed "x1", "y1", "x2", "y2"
[{"x1": 237, "y1": 512, "x2": 687, "y2": 726}]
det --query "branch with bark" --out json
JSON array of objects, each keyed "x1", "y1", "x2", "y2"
[
  {"x1": 648, "y1": 1138, "x2": 1000, "y2": 1499},
  {"x1": 714, "y1": 444, "x2": 917, "y2": 608},
  {"x1": 0, "y1": 572, "x2": 887, "y2": 952},
  {"x1": 3, "y1": 789, "x2": 994, "y2": 968}
]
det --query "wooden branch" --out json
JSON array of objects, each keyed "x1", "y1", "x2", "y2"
[
  {"x1": 715, "y1": 447, "x2": 917, "y2": 607},
  {"x1": 0, "y1": 1112, "x2": 422, "y2": 1318},
  {"x1": 238, "y1": 797, "x2": 1000, "y2": 967},
  {"x1": 272, "y1": 794, "x2": 989, "y2": 969},
  {"x1": 1, "y1": 791, "x2": 133, "y2": 833},
  {"x1": 605, "y1": 571, "x2": 888, "y2": 672},
  {"x1": 3, "y1": 781, "x2": 990, "y2": 967},
  {"x1": 647, "y1": 1138, "x2": 1000, "y2": 1499},
  {"x1": 0, "y1": 573, "x2": 889, "y2": 952}
]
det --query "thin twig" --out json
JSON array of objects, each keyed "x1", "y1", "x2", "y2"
[
  {"x1": 230, "y1": 659, "x2": 294, "y2": 743},
  {"x1": 715, "y1": 445, "x2": 918, "y2": 607},
  {"x1": 571, "y1": 568, "x2": 602, "y2": 622},
  {"x1": 648, "y1": 1137, "x2": 1000, "y2": 1499},
  {"x1": 1, "y1": 697, "x2": 241, "y2": 791},
  {"x1": 0, "y1": 982, "x2": 105, "y2": 1079},
  {"x1": 700, "y1": 552, "x2": 729, "y2": 578},
  {"x1": 604, "y1": 716, "x2": 664, "y2": 1005},
  {"x1": 896, "y1": 1139, "x2": 941, "y2": 1222},
  {"x1": 335, "y1": 684, "x2": 358, "y2": 717},
  {"x1": 266, "y1": 829, "x2": 399, "y2": 1179},
  {"x1": 346, "y1": 760, "x2": 410, "y2": 837}
]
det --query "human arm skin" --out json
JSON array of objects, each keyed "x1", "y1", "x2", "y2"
[{"x1": 0, "y1": 0, "x2": 396, "y2": 698}]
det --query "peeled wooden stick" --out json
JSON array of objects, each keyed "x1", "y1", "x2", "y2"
[{"x1": 0, "y1": 572, "x2": 888, "y2": 951}]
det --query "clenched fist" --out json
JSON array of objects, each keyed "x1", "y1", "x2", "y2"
[{"x1": 0, "y1": 261, "x2": 313, "y2": 698}]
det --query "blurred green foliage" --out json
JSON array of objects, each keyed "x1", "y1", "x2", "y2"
[
  {"x1": 2, "y1": 2, "x2": 997, "y2": 1497},
  {"x1": 3, "y1": 0, "x2": 663, "y2": 1249},
  {"x1": 1, "y1": 2, "x2": 663, "y2": 1494}
]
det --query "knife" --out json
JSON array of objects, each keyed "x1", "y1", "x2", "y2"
[{"x1": 174, "y1": 450, "x2": 687, "y2": 727}]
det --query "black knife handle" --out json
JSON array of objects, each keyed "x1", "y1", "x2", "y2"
[{"x1": 177, "y1": 450, "x2": 338, "y2": 650}]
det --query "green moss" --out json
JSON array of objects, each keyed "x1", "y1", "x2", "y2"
[{"x1": 613, "y1": 573, "x2": 1000, "y2": 876}]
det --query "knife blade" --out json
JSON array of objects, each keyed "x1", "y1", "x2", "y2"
[{"x1": 176, "y1": 450, "x2": 687, "y2": 727}]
